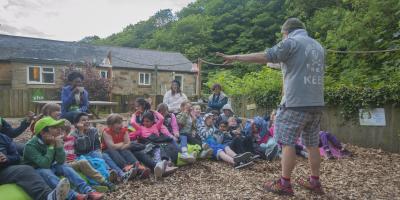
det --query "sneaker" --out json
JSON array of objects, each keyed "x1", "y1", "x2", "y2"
[
  {"x1": 123, "y1": 164, "x2": 134, "y2": 172},
  {"x1": 108, "y1": 169, "x2": 119, "y2": 184},
  {"x1": 76, "y1": 193, "x2": 88, "y2": 200},
  {"x1": 251, "y1": 154, "x2": 261, "y2": 160},
  {"x1": 266, "y1": 145, "x2": 279, "y2": 161},
  {"x1": 50, "y1": 178, "x2": 70, "y2": 200},
  {"x1": 180, "y1": 152, "x2": 196, "y2": 164},
  {"x1": 340, "y1": 149, "x2": 352, "y2": 156},
  {"x1": 326, "y1": 151, "x2": 334, "y2": 160},
  {"x1": 101, "y1": 181, "x2": 116, "y2": 192},
  {"x1": 154, "y1": 160, "x2": 166, "y2": 180},
  {"x1": 163, "y1": 165, "x2": 178, "y2": 177},
  {"x1": 300, "y1": 150, "x2": 309, "y2": 159},
  {"x1": 199, "y1": 148, "x2": 213, "y2": 159},
  {"x1": 92, "y1": 185, "x2": 108, "y2": 193},
  {"x1": 233, "y1": 152, "x2": 252, "y2": 163},
  {"x1": 234, "y1": 160, "x2": 254, "y2": 169},
  {"x1": 297, "y1": 178, "x2": 325, "y2": 195},
  {"x1": 264, "y1": 179, "x2": 294, "y2": 196},
  {"x1": 88, "y1": 191, "x2": 104, "y2": 200},
  {"x1": 122, "y1": 167, "x2": 136, "y2": 183},
  {"x1": 135, "y1": 162, "x2": 151, "y2": 179}
]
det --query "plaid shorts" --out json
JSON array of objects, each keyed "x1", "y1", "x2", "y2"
[{"x1": 274, "y1": 108, "x2": 322, "y2": 147}]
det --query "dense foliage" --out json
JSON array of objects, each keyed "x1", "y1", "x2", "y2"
[{"x1": 85, "y1": 0, "x2": 400, "y2": 119}]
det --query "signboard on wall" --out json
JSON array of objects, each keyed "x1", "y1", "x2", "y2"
[
  {"x1": 359, "y1": 108, "x2": 386, "y2": 126},
  {"x1": 32, "y1": 89, "x2": 44, "y2": 101}
]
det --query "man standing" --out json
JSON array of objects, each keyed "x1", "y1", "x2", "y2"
[{"x1": 217, "y1": 18, "x2": 325, "y2": 196}]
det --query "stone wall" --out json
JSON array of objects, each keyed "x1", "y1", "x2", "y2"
[
  {"x1": 9, "y1": 62, "x2": 197, "y2": 96},
  {"x1": 111, "y1": 68, "x2": 196, "y2": 96},
  {"x1": 320, "y1": 105, "x2": 400, "y2": 153}
]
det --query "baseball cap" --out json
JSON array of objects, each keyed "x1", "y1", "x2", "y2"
[{"x1": 34, "y1": 117, "x2": 65, "y2": 135}]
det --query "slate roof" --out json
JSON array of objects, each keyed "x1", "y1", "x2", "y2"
[{"x1": 0, "y1": 34, "x2": 194, "y2": 72}]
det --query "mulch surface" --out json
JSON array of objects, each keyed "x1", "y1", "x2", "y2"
[
  {"x1": 102, "y1": 144, "x2": 400, "y2": 200},
  {"x1": 8, "y1": 119, "x2": 400, "y2": 200}
]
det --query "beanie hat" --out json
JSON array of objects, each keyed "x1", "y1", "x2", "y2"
[{"x1": 281, "y1": 18, "x2": 305, "y2": 33}]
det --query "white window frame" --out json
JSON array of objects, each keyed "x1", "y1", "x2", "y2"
[
  {"x1": 26, "y1": 66, "x2": 55, "y2": 84},
  {"x1": 99, "y1": 70, "x2": 108, "y2": 79},
  {"x1": 138, "y1": 72, "x2": 151, "y2": 85},
  {"x1": 173, "y1": 74, "x2": 184, "y2": 89}
]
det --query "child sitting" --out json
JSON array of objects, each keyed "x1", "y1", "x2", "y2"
[
  {"x1": 130, "y1": 111, "x2": 178, "y2": 180},
  {"x1": 199, "y1": 113, "x2": 252, "y2": 169},
  {"x1": 71, "y1": 112, "x2": 136, "y2": 183},
  {"x1": 177, "y1": 101, "x2": 213, "y2": 158},
  {"x1": 319, "y1": 131, "x2": 351, "y2": 159},
  {"x1": 216, "y1": 104, "x2": 241, "y2": 127},
  {"x1": 102, "y1": 114, "x2": 151, "y2": 180},
  {"x1": 191, "y1": 104, "x2": 203, "y2": 127},
  {"x1": 23, "y1": 117, "x2": 103, "y2": 200},
  {"x1": 158, "y1": 103, "x2": 196, "y2": 163},
  {"x1": 62, "y1": 120, "x2": 116, "y2": 191}
]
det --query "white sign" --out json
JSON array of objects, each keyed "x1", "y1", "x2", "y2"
[{"x1": 359, "y1": 108, "x2": 386, "y2": 126}]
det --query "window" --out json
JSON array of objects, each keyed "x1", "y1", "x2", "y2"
[
  {"x1": 139, "y1": 72, "x2": 151, "y2": 85},
  {"x1": 99, "y1": 70, "x2": 108, "y2": 79},
  {"x1": 173, "y1": 74, "x2": 184, "y2": 89},
  {"x1": 27, "y1": 66, "x2": 55, "y2": 84}
]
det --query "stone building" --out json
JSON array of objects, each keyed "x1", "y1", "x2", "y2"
[{"x1": 0, "y1": 34, "x2": 198, "y2": 97}]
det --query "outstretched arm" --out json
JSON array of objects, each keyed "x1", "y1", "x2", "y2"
[{"x1": 216, "y1": 52, "x2": 268, "y2": 65}]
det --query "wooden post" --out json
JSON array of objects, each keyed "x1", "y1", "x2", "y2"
[
  {"x1": 155, "y1": 64, "x2": 159, "y2": 95},
  {"x1": 197, "y1": 58, "x2": 202, "y2": 97},
  {"x1": 107, "y1": 51, "x2": 113, "y2": 102}
]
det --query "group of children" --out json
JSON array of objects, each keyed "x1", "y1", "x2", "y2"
[{"x1": 0, "y1": 96, "x2": 350, "y2": 200}]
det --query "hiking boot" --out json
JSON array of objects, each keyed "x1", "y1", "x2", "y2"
[
  {"x1": 181, "y1": 152, "x2": 196, "y2": 164},
  {"x1": 88, "y1": 191, "x2": 104, "y2": 200},
  {"x1": 101, "y1": 181, "x2": 116, "y2": 192},
  {"x1": 108, "y1": 169, "x2": 119, "y2": 184},
  {"x1": 50, "y1": 178, "x2": 70, "y2": 200},
  {"x1": 76, "y1": 193, "x2": 88, "y2": 200},
  {"x1": 135, "y1": 162, "x2": 151, "y2": 179},
  {"x1": 297, "y1": 178, "x2": 325, "y2": 195},
  {"x1": 154, "y1": 160, "x2": 166, "y2": 180},
  {"x1": 264, "y1": 179, "x2": 294, "y2": 196}
]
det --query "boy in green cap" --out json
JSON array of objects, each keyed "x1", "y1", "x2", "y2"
[{"x1": 23, "y1": 117, "x2": 104, "y2": 200}]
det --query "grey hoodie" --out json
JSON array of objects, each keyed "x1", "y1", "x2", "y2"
[{"x1": 265, "y1": 29, "x2": 325, "y2": 108}]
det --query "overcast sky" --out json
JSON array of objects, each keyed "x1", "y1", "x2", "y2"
[{"x1": 0, "y1": 0, "x2": 195, "y2": 41}]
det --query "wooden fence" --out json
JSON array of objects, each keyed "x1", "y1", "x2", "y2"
[
  {"x1": 0, "y1": 88, "x2": 164, "y2": 117},
  {"x1": 1, "y1": 88, "x2": 272, "y2": 119},
  {"x1": 0, "y1": 89, "x2": 59, "y2": 117},
  {"x1": 230, "y1": 96, "x2": 274, "y2": 119}
]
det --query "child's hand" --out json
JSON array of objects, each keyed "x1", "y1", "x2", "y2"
[
  {"x1": 54, "y1": 135, "x2": 64, "y2": 148},
  {"x1": 0, "y1": 152, "x2": 8, "y2": 163}
]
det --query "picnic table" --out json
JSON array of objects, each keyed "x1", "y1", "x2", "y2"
[{"x1": 32, "y1": 100, "x2": 118, "y2": 119}]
